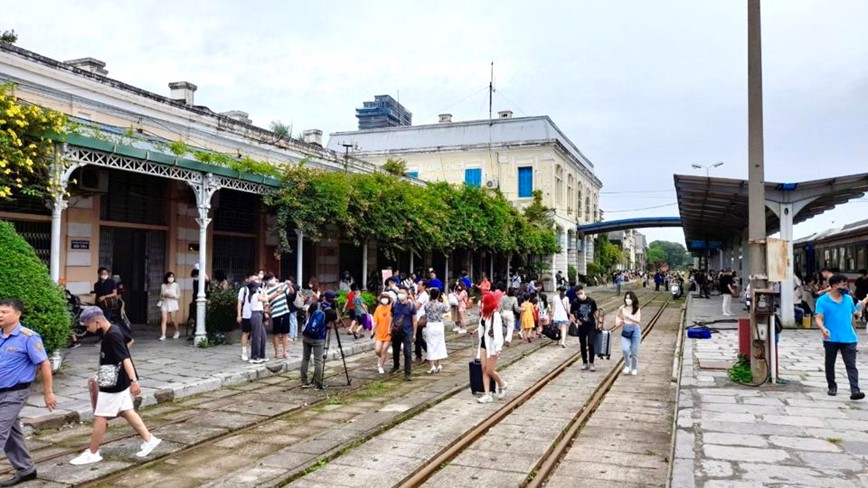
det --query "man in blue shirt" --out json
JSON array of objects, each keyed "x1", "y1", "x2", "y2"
[
  {"x1": 427, "y1": 270, "x2": 444, "y2": 292},
  {"x1": 0, "y1": 299, "x2": 57, "y2": 487},
  {"x1": 460, "y1": 271, "x2": 472, "y2": 290},
  {"x1": 815, "y1": 274, "x2": 864, "y2": 400},
  {"x1": 390, "y1": 287, "x2": 417, "y2": 381}
]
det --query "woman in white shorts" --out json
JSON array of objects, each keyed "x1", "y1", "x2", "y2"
[{"x1": 159, "y1": 271, "x2": 180, "y2": 340}]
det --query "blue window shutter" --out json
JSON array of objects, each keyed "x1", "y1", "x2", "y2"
[
  {"x1": 464, "y1": 168, "x2": 482, "y2": 187},
  {"x1": 518, "y1": 167, "x2": 533, "y2": 197},
  {"x1": 407, "y1": 171, "x2": 419, "y2": 179}
]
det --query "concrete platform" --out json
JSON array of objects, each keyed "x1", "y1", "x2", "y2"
[{"x1": 672, "y1": 294, "x2": 868, "y2": 487}]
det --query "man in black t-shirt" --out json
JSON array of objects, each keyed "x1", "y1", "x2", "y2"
[
  {"x1": 93, "y1": 267, "x2": 118, "y2": 321},
  {"x1": 69, "y1": 307, "x2": 162, "y2": 466},
  {"x1": 570, "y1": 286, "x2": 599, "y2": 371}
]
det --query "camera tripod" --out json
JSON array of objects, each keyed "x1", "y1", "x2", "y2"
[{"x1": 319, "y1": 320, "x2": 352, "y2": 388}]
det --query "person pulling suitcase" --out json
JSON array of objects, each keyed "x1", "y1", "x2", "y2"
[{"x1": 570, "y1": 286, "x2": 602, "y2": 370}]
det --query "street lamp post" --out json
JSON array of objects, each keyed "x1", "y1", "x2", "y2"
[{"x1": 691, "y1": 161, "x2": 724, "y2": 178}]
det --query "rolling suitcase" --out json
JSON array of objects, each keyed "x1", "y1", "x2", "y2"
[
  {"x1": 595, "y1": 329, "x2": 612, "y2": 360},
  {"x1": 469, "y1": 358, "x2": 497, "y2": 395}
]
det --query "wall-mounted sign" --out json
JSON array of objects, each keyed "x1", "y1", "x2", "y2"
[{"x1": 70, "y1": 240, "x2": 90, "y2": 250}]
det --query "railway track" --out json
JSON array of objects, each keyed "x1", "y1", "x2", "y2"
[
  {"x1": 392, "y1": 292, "x2": 673, "y2": 487},
  {"x1": 2, "y1": 287, "x2": 656, "y2": 486}
]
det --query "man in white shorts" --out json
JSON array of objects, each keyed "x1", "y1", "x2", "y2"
[{"x1": 69, "y1": 307, "x2": 161, "y2": 465}]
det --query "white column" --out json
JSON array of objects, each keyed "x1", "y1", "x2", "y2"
[
  {"x1": 362, "y1": 239, "x2": 368, "y2": 291},
  {"x1": 444, "y1": 253, "x2": 450, "y2": 294},
  {"x1": 48, "y1": 145, "x2": 82, "y2": 283},
  {"x1": 778, "y1": 203, "x2": 795, "y2": 326},
  {"x1": 188, "y1": 173, "x2": 220, "y2": 346},
  {"x1": 295, "y1": 229, "x2": 304, "y2": 287},
  {"x1": 410, "y1": 251, "x2": 415, "y2": 275},
  {"x1": 490, "y1": 253, "x2": 494, "y2": 280}
]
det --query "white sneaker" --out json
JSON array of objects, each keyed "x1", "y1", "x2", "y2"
[
  {"x1": 136, "y1": 435, "x2": 162, "y2": 458},
  {"x1": 241, "y1": 350, "x2": 249, "y2": 361},
  {"x1": 249, "y1": 359, "x2": 257, "y2": 364},
  {"x1": 159, "y1": 335, "x2": 166, "y2": 341},
  {"x1": 623, "y1": 366, "x2": 631, "y2": 374},
  {"x1": 477, "y1": 394, "x2": 493, "y2": 404},
  {"x1": 458, "y1": 328, "x2": 467, "y2": 335},
  {"x1": 496, "y1": 382, "x2": 508, "y2": 399},
  {"x1": 378, "y1": 366, "x2": 385, "y2": 375},
  {"x1": 173, "y1": 331, "x2": 180, "y2": 339},
  {"x1": 70, "y1": 449, "x2": 102, "y2": 465},
  {"x1": 631, "y1": 369, "x2": 638, "y2": 376},
  {"x1": 590, "y1": 363, "x2": 596, "y2": 372},
  {"x1": 452, "y1": 327, "x2": 460, "y2": 333}
]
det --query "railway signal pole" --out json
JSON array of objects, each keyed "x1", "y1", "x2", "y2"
[{"x1": 748, "y1": 0, "x2": 769, "y2": 381}]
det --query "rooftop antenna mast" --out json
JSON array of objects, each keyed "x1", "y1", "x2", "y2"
[{"x1": 488, "y1": 62, "x2": 495, "y2": 126}]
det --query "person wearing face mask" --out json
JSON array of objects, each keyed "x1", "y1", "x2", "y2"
[
  {"x1": 93, "y1": 267, "x2": 118, "y2": 321},
  {"x1": 264, "y1": 273, "x2": 291, "y2": 359},
  {"x1": 815, "y1": 274, "x2": 864, "y2": 400},
  {"x1": 371, "y1": 293, "x2": 394, "y2": 374},
  {"x1": 158, "y1": 272, "x2": 180, "y2": 341},
  {"x1": 617, "y1": 291, "x2": 641, "y2": 376},
  {"x1": 391, "y1": 286, "x2": 418, "y2": 381},
  {"x1": 570, "y1": 286, "x2": 599, "y2": 371},
  {"x1": 70, "y1": 307, "x2": 161, "y2": 466}
]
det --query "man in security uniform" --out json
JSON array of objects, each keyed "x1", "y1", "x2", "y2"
[{"x1": 0, "y1": 299, "x2": 57, "y2": 486}]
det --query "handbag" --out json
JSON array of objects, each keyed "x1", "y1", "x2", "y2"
[
  {"x1": 621, "y1": 327, "x2": 635, "y2": 339},
  {"x1": 156, "y1": 300, "x2": 163, "y2": 308},
  {"x1": 417, "y1": 315, "x2": 428, "y2": 328},
  {"x1": 99, "y1": 296, "x2": 120, "y2": 311},
  {"x1": 568, "y1": 323, "x2": 580, "y2": 337},
  {"x1": 96, "y1": 363, "x2": 121, "y2": 388},
  {"x1": 293, "y1": 291, "x2": 305, "y2": 309}
]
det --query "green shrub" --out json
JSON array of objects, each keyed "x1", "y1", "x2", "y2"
[
  {"x1": 0, "y1": 220, "x2": 69, "y2": 353},
  {"x1": 567, "y1": 265, "x2": 577, "y2": 286},
  {"x1": 206, "y1": 286, "x2": 238, "y2": 334}
]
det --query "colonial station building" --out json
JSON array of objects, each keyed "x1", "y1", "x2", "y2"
[{"x1": 328, "y1": 111, "x2": 603, "y2": 277}]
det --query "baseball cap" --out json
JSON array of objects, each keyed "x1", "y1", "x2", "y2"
[
  {"x1": 324, "y1": 290, "x2": 337, "y2": 299},
  {"x1": 79, "y1": 306, "x2": 105, "y2": 325}
]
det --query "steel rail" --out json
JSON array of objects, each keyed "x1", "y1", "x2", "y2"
[
  {"x1": 525, "y1": 293, "x2": 673, "y2": 488},
  {"x1": 396, "y1": 292, "x2": 671, "y2": 488}
]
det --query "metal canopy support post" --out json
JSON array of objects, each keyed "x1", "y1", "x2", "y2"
[
  {"x1": 410, "y1": 251, "x2": 415, "y2": 276},
  {"x1": 48, "y1": 144, "x2": 83, "y2": 284},
  {"x1": 295, "y1": 229, "x2": 304, "y2": 288},
  {"x1": 747, "y1": 0, "x2": 769, "y2": 382},
  {"x1": 188, "y1": 173, "x2": 220, "y2": 346}
]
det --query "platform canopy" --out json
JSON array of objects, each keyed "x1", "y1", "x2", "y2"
[{"x1": 674, "y1": 173, "x2": 868, "y2": 251}]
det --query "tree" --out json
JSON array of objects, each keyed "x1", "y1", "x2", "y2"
[
  {"x1": 0, "y1": 83, "x2": 69, "y2": 200},
  {"x1": 647, "y1": 240, "x2": 692, "y2": 267},
  {"x1": 0, "y1": 220, "x2": 69, "y2": 353},
  {"x1": 381, "y1": 158, "x2": 407, "y2": 176},
  {"x1": 594, "y1": 233, "x2": 623, "y2": 272},
  {"x1": 1, "y1": 30, "x2": 17, "y2": 44}
]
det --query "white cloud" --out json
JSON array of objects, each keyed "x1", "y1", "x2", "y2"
[{"x1": 5, "y1": 0, "x2": 868, "y2": 247}]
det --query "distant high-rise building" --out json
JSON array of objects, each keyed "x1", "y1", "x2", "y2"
[{"x1": 355, "y1": 95, "x2": 412, "y2": 130}]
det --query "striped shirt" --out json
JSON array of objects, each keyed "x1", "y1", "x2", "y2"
[{"x1": 267, "y1": 283, "x2": 289, "y2": 317}]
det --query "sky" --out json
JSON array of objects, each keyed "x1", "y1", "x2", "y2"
[{"x1": 6, "y1": 0, "x2": 868, "y2": 246}]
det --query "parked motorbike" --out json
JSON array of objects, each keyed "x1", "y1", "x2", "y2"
[
  {"x1": 65, "y1": 289, "x2": 87, "y2": 338},
  {"x1": 670, "y1": 279, "x2": 684, "y2": 299}
]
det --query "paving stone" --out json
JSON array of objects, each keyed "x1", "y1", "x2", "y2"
[
  {"x1": 795, "y1": 451, "x2": 866, "y2": 470},
  {"x1": 768, "y1": 434, "x2": 841, "y2": 452},
  {"x1": 762, "y1": 414, "x2": 826, "y2": 428},
  {"x1": 738, "y1": 462, "x2": 857, "y2": 487},
  {"x1": 701, "y1": 459, "x2": 734, "y2": 478},
  {"x1": 702, "y1": 444, "x2": 789, "y2": 463},
  {"x1": 702, "y1": 432, "x2": 767, "y2": 447}
]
